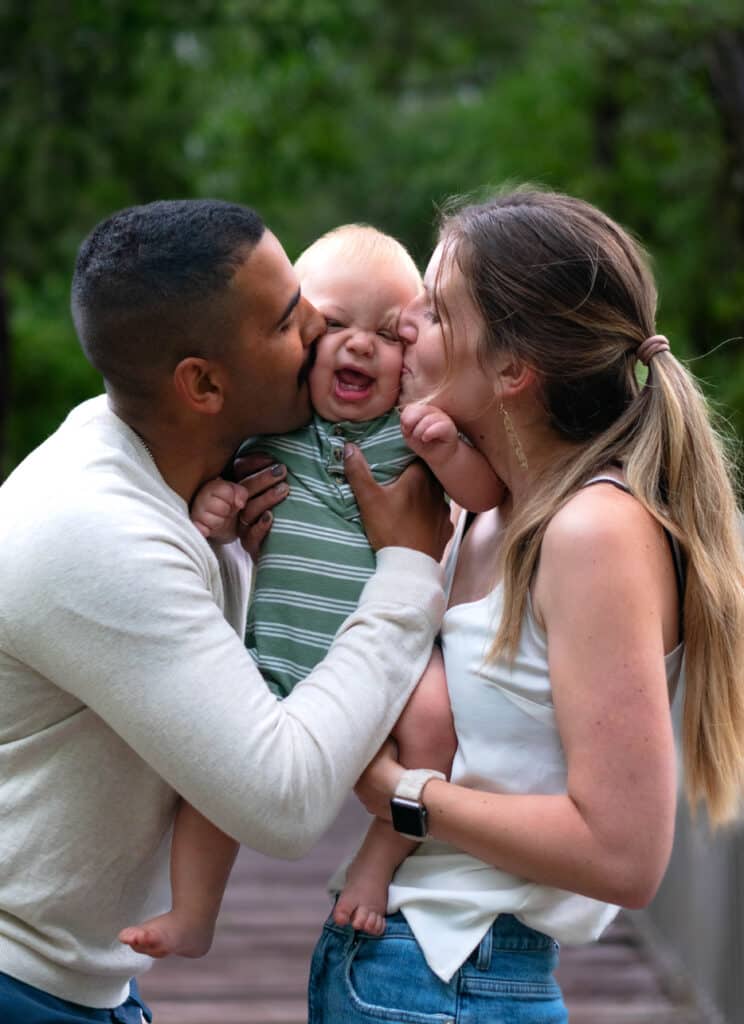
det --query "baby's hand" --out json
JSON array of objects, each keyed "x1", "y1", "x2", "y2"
[
  {"x1": 191, "y1": 478, "x2": 247, "y2": 544},
  {"x1": 400, "y1": 403, "x2": 459, "y2": 465}
]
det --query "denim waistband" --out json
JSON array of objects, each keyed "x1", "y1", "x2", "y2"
[
  {"x1": 0, "y1": 972, "x2": 152, "y2": 1023},
  {"x1": 324, "y1": 910, "x2": 556, "y2": 961}
]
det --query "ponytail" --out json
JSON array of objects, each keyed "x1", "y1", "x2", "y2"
[
  {"x1": 443, "y1": 188, "x2": 744, "y2": 825},
  {"x1": 627, "y1": 353, "x2": 744, "y2": 824},
  {"x1": 493, "y1": 350, "x2": 744, "y2": 824}
]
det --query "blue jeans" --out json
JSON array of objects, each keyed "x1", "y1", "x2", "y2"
[
  {"x1": 309, "y1": 911, "x2": 567, "y2": 1023},
  {"x1": 0, "y1": 972, "x2": 152, "y2": 1023}
]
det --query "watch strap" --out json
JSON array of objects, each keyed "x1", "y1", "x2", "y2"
[{"x1": 393, "y1": 768, "x2": 446, "y2": 802}]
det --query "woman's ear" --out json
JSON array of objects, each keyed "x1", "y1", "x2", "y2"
[
  {"x1": 172, "y1": 357, "x2": 225, "y2": 415},
  {"x1": 495, "y1": 355, "x2": 536, "y2": 400}
]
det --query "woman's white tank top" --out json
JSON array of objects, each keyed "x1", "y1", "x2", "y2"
[{"x1": 386, "y1": 478, "x2": 685, "y2": 983}]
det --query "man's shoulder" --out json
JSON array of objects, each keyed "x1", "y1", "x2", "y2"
[
  {"x1": 0, "y1": 459, "x2": 214, "y2": 657},
  {"x1": 0, "y1": 403, "x2": 198, "y2": 583},
  {"x1": 2, "y1": 394, "x2": 132, "y2": 497}
]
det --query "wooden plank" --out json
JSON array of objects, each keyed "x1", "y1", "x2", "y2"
[
  {"x1": 568, "y1": 1007, "x2": 702, "y2": 1024},
  {"x1": 139, "y1": 798, "x2": 710, "y2": 1023}
]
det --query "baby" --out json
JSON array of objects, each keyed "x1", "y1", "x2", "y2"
[{"x1": 119, "y1": 225, "x2": 505, "y2": 957}]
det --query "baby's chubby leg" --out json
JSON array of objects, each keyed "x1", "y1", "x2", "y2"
[
  {"x1": 334, "y1": 647, "x2": 456, "y2": 935},
  {"x1": 119, "y1": 800, "x2": 238, "y2": 958}
]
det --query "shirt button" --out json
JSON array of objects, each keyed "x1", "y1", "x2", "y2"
[
  {"x1": 333, "y1": 425, "x2": 344, "y2": 436},
  {"x1": 333, "y1": 449, "x2": 343, "y2": 461}
]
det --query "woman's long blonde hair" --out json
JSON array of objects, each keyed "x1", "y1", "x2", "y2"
[{"x1": 438, "y1": 187, "x2": 744, "y2": 825}]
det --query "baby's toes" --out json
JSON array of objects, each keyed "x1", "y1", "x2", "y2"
[
  {"x1": 352, "y1": 906, "x2": 384, "y2": 936},
  {"x1": 332, "y1": 897, "x2": 354, "y2": 927},
  {"x1": 133, "y1": 928, "x2": 169, "y2": 958}
]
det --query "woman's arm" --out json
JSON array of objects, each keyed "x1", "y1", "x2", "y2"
[{"x1": 359, "y1": 487, "x2": 678, "y2": 907}]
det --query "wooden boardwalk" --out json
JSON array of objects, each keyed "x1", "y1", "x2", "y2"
[{"x1": 139, "y1": 798, "x2": 710, "y2": 1024}]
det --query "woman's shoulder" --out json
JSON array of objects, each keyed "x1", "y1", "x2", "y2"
[
  {"x1": 533, "y1": 477, "x2": 681, "y2": 664},
  {"x1": 538, "y1": 481, "x2": 669, "y2": 592}
]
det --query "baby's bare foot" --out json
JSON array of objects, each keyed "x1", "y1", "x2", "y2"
[
  {"x1": 118, "y1": 911, "x2": 214, "y2": 959},
  {"x1": 333, "y1": 875, "x2": 388, "y2": 936}
]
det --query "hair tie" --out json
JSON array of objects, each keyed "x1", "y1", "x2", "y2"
[{"x1": 637, "y1": 334, "x2": 670, "y2": 366}]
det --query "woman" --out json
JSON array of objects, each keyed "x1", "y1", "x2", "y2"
[{"x1": 308, "y1": 188, "x2": 744, "y2": 1023}]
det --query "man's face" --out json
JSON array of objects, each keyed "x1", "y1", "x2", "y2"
[{"x1": 222, "y1": 231, "x2": 325, "y2": 438}]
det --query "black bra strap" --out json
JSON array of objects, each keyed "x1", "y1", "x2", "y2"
[
  {"x1": 463, "y1": 479, "x2": 686, "y2": 629},
  {"x1": 582, "y1": 477, "x2": 686, "y2": 625}
]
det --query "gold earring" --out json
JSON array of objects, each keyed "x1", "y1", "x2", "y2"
[{"x1": 500, "y1": 402, "x2": 529, "y2": 470}]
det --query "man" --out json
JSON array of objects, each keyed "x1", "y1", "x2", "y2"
[{"x1": 0, "y1": 199, "x2": 449, "y2": 1023}]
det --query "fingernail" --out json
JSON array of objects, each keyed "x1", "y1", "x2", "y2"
[
  {"x1": 271, "y1": 463, "x2": 284, "y2": 476},
  {"x1": 344, "y1": 443, "x2": 356, "y2": 459},
  {"x1": 261, "y1": 511, "x2": 272, "y2": 524},
  {"x1": 274, "y1": 482, "x2": 288, "y2": 494}
]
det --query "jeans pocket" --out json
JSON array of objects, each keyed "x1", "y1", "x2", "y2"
[
  {"x1": 460, "y1": 948, "x2": 567, "y2": 1024},
  {"x1": 309, "y1": 924, "x2": 335, "y2": 1024},
  {"x1": 459, "y1": 984, "x2": 567, "y2": 1024},
  {"x1": 344, "y1": 931, "x2": 457, "y2": 1023}
]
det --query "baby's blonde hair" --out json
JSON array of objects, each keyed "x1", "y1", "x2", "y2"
[{"x1": 295, "y1": 224, "x2": 421, "y2": 287}]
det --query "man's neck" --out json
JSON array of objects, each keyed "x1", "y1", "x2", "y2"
[{"x1": 108, "y1": 395, "x2": 230, "y2": 504}]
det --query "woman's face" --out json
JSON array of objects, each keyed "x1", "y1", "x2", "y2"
[{"x1": 398, "y1": 241, "x2": 495, "y2": 426}]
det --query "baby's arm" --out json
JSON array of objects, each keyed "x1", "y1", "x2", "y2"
[
  {"x1": 391, "y1": 644, "x2": 456, "y2": 771},
  {"x1": 333, "y1": 647, "x2": 456, "y2": 934},
  {"x1": 400, "y1": 403, "x2": 506, "y2": 512}
]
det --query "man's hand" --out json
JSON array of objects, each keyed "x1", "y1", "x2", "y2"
[
  {"x1": 231, "y1": 452, "x2": 290, "y2": 562},
  {"x1": 354, "y1": 738, "x2": 404, "y2": 822},
  {"x1": 343, "y1": 445, "x2": 452, "y2": 560}
]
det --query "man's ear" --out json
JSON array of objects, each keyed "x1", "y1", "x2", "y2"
[{"x1": 172, "y1": 357, "x2": 225, "y2": 415}]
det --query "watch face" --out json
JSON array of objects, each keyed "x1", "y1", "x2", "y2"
[{"x1": 390, "y1": 797, "x2": 427, "y2": 838}]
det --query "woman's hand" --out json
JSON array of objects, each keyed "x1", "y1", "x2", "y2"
[
  {"x1": 354, "y1": 738, "x2": 405, "y2": 822},
  {"x1": 231, "y1": 452, "x2": 290, "y2": 562}
]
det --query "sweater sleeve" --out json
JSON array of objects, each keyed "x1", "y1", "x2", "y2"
[{"x1": 6, "y1": 491, "x2": 444, "y2": 858}]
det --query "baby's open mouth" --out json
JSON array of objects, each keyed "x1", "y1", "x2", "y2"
[{"x1": 334, "y1": 369, "x2": 375, "y2": 401}]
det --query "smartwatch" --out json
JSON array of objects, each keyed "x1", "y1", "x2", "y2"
[{"x1": 390, "y1": 768, "x2": 446, "y2": 840}]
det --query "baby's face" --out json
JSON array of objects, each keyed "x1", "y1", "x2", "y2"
[{"x1": 301, "y1": 252, "x2": 420, "y2": 422}]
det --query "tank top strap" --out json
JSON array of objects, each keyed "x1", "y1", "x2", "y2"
[
  {"x1": 442, "y1": 508, "x2": 470, "y2": 602},
  {"x1": 451, "y1": 478, "x2": 685, "y2": 627},
  {"x1": 581, "y1": 474, "x2": 632, "y2": 494}
]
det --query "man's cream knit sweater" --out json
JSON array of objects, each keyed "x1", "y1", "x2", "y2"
[{"x1": 0, "y1": 396, "x2": 444, "y2": 1008}]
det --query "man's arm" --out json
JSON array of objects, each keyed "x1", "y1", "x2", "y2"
[{"x1": 6, "y1": 489, "x2": 445, "y2": 860}]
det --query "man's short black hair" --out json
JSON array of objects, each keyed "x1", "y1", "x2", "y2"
[{"x1": 71, "y1": 199, "x2": 265, "y2": 396}]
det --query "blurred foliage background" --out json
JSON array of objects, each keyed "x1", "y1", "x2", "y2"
[{"x1": 1, "y1": 0, "x2": 743, "y2": 478}]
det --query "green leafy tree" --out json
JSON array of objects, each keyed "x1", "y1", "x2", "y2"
[
  {"x1": 0, "y1": 1, "x2": 216, "y2": 471},
  {"x1": 2, "y1": 0, "x2": 743, "y2": 473}
]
